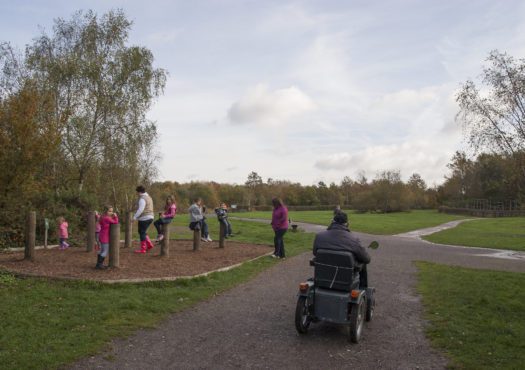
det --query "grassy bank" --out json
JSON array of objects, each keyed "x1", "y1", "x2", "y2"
[
  {"x1": 0, "y1": 220, "x2": 313, "y2": 370},
  {"x1": 416, "y1": 262, "x2": 525, "y2": 369},
  {"x1": 236, "y1": 210, "x2": 468, "y2": 235},
  {"x1": 423, "y1": 217, "x2": 525, "y2": 252}
]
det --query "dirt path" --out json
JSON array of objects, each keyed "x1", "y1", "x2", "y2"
[{"x1": 71, "y1": 221, "x2": 525, "y2": 369}]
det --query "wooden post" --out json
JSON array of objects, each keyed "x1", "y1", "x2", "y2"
[
  {"x1": 24, "y1": 211, "x2": 36, "y2": 261},
  {"x1": 109, "y1": 223, "x2": 120, "y2": 268},
  {"x1": 44, "y1": 218, "x2": 48, "y2": 249},
  {"x1": 193, "y1": 229, "x2": 200, "y2": 251},
  {"x1": 86, "y1": 211, "x2": 95, "y2": 252},
  {"x1": 160, "y1": 223, "x2": 170, "y2": 257},
  {"x1": 219, "y1": 222, "x2": 225, "y2": 248},
  {"x1": 124, "y1": 211, "x2": 133, "y2": 248}
]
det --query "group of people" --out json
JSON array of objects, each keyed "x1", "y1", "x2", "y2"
[
  {"x1": 188, "y1": 198, "x2": 234, "y2": 242},
  {"x1": 270, "y1": 200, "x2": 371, "y2": 289},
  {"x1": 57, "y1": 187, "x2": 370, "y2": 280},
  {"x1": 90, "y1": 187, "x2": 234, "y2": 269}
]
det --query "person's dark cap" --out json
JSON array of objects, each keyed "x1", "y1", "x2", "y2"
[
  {"x1": 333, "y1": 211, "x2": 348, "y2": 224},
  {"x1": 136, "y1": 185, "x2": 146, "y2": 193}
]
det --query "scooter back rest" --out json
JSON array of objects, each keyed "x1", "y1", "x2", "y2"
[{"x1": 314, "y1": 249, "x2": 359, "y2": 292}]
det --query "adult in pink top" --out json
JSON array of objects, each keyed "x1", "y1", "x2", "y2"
[{"x1": 271, "y1": 197, "x2": 288, "y2": 258}]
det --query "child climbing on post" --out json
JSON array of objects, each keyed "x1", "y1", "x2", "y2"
[
  {"x1": 215, "y1": 202, "x2": 233, "y2": 238},
  {"x1": 188, "y1": 198, "x2": 211, "y2": 241},
  {"x1": 57, "y1": 216, "x2": 69, "y2": 250},
  {"x1": 96, "y1": 205, "x2": 119, "y2": 269},
  {"x1": 154, "y1": 195, "x2": 177, "y2": 242}
]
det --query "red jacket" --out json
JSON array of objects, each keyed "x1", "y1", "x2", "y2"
[{"x1": 99, "y1": 214, "x2": 119, "y2": 244}]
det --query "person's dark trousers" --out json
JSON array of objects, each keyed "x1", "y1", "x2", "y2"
[
  {"x1": 138, "y1": 219, "x2": 153, "y2": 241},
  {"x1": 219, "y1": 219, "x2": 231, "y2": 237},
  {"x1": 200, "y1": 219, "x2": 209, "y2": 238},
  {"x1": 154, "y1": 217, "x2": 172, "y2": 235},
  {"x1": 274, "y1": 228, "x2": 287, "y2": 257},
  {"x1": 359, "y1": 264, "x2": 368, "y2": 289}
]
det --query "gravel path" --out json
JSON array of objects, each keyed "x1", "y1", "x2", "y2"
[{"x1": 71, "y1": 220, "x2": 525, "y2": 370}]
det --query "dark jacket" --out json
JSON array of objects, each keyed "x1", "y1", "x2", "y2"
[{"x1": 313, "y1": 222, "x2": 371, "y2": 264}]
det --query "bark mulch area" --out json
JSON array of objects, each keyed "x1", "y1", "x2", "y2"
[{"x1": 0, "y1": 240, "x2": 273, "y2": 282}]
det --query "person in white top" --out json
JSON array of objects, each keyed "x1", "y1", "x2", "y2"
[{"x1": 133, "y1": 185, "x2": 155, "y2": 254}]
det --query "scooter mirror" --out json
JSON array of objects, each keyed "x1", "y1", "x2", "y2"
[{"x1": 368, "y1": 241, "x2": 379, "y2": 249}]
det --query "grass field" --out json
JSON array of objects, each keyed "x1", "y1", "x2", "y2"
[
  {"x1": 235, "y1": 209, "x2": 468, "y2": 235},
  {"x1": 0, "y1": 219, "x2": 314, "y2": 370},
  {"x1": 416, "y1": 262, "x2": 525, "y2": 369},
  {"x1": 423, "y1": 217, "x2": 525, "y2": 252}
]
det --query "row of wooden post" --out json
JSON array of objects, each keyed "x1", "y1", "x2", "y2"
[{"x1": 24, "y1": 210, "x2": 223, "y2": 264}]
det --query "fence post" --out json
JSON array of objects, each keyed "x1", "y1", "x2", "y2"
[
  {"x1": 87, "y1": 211, "x2": 95, "y2": 252},
  {"x1": 160, "y1": 223, "x2": 170, "y2": 257},
  {"x1": 109, "y1": 223, "x2": 120, "y2": 268},
  {"x1": 219, "y1": 222, "x2": 225, "y2": 248},
  {"x1": 44, "y1": 218, "x2": 49, "y2": 249},
  {"x1": 193, "y1": 229, "x2": 200, "y2": 251},
  {"x1": 24, "y1": 211, "x2": 36, "y2": 261},
  {"x1": 124, "y1": 211, "x2": 133, "y2": 248}
]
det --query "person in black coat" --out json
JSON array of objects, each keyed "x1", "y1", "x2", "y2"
[{"x1": 313, "y1": 211, "x2": 371, "y2": 288}]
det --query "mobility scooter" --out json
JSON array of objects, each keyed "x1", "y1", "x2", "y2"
[{"x1": 294, "y1": 241, "x2": 378, "y2": 343}]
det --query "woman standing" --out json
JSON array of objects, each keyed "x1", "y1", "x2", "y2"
[
  {"x1": 271, "y1": 197, "x2": 288, "y2": 258},
  {"x1": 133, "y1": 185, "x2": 155, "y2": 254}
]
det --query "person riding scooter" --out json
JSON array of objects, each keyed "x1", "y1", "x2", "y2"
[{"x1": 312, "y1": 211, "x2": 371, "y2": 288}]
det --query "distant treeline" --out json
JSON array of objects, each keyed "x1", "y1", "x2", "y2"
[{"x1": 149, "y1": 151, "x2": 524, "y2": 215}]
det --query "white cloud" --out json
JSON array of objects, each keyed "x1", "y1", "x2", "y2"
[
  {"x1": 227, "y1": 84, "x2": 316, "y2": 126},
  {"x1": 314, "y1": 138, "x2": 460, "y2": 185}
]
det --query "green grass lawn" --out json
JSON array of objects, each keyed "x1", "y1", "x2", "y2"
[
  {"x1": 0, "y1": 219, "x2": 314, "y2": 370},
  {"x1": 416, "y1": 262, "x2": 525, "y2": 369},
  {"x1": 423, "y1": 217, "x2": 525, "y2": 252},
  {"x1": 235, "y1": 209, "x2": 468, "y2": 235}
]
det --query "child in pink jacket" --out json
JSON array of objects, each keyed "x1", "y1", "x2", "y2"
[
  {"x1": 96, "y1": 205, "x2": 119, "y2": 269},
  {"x1": 154, "y1": 195, "x2": 177, "y2": 242},
  {"x1": 57, "y1": 217, "x2": 69, "y2": 250}
]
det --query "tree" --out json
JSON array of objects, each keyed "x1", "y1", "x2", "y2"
[
  {"x1": 407, "y1": 173, "x2": 427, "y2": 209},
  {"x1": 340, "y1": 176, "x2": 354, "y2": 205},
  {"x1": 456, "y1": 50, "x2": 525, "y2": 196},
  {"x1": 0, "y1": 83, "x2": 60, "y2": 210},
  {"x1": 245, "y1": 171, "x2": 263, "y2": 188},
  {"x1": 25, "y1": 9, "x2": 166, "y2": 194},
  {"x1": 245, "y1": 171, "x2": 263, "y2": 207},
  {"x1": 445, "y1": 151, "x2": 475, "y2": 200},
  {"x1": 372, "y1": 170, "x2": 407, "y2": 212}
]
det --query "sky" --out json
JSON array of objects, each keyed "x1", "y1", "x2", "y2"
[{"x1": 2, "y1": 0, "x2": 525, "y2": 186}]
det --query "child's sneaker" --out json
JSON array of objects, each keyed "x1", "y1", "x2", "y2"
[
  {"x1": 158, "y1": 234, "x2": 164, "y2": 242},
  {"x1": 201, "y1": 237, "x2": 207, "y2": 242},
  {"x1": 206, "y1": 236, "x2": 213, "y2": 242}
]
